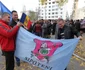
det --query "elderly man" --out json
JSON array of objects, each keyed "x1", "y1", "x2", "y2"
[{"x1": 0, "y1": 12, "x2": 23, "y2": 70}]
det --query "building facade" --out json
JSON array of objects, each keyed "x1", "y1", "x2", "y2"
[
  {"x1": 38, "y1": 0, "x2": 67, "y2": 20},
  {"x1": 75, "y1": 6, "x2": 85, "y2": 20}
]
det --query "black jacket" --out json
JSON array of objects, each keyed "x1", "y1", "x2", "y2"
[
  {"x1": 9, "y1": 19, "x2": 19, "y2": 27},
  {"x1": 55, "y1": 25, "x2": 80, "y2": 39}
]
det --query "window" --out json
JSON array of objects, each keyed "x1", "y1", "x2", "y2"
[
  {"x1": 49, "y1": 13, "x2": 50, "y2": 15},
  {"x1": 52, "y1": 13, "x2": 54, "y2": 14},
  {"x1": 49, "y1": 2, "x2": 51, "y2": 4},
  {"x1": 61, "y1": 12, "x2": 63, "y2": 14},
  {"x1": 52, "y1": 16, "x2": 54, "y2": 18},
  {"x1": 56, "y1": 12, "x2": 58, "y2": 14},
  {"x1": 56, "y1": 16, "x2": 58, "y2": 18},
  {"x1": 45, "y1": 3, "x2": 47, "y2": 5},
  {"x1": 49, "y1": 6, "x2": 51, "y2": 8},
  {"x1": 39, "y1": 7, "x2": 40, "y2": 9},
  {"x1": 60, "y1": 8, "x2": 63, "y2": 10},
  {"x1": 52, "y1": 9, "x2": 54, "y2": 11},
  {"x1": 49, "y1": 10, "x2": 51, "y2": 11},
  {"x1": 60, "y1": 16, "x2": 62, "y2": 18},
  {"x1": 56, "y1": 9, "x2": 58, "y2": 10},
  {"x1": 41, "y1": 17, "x2": 43, "y2": 19},
  {"x1": 52, "y1": 6, "x2": 55, "y2": 8},
  {"x1": 52, "y1": 2, "x2": 55, "y2": 4}
]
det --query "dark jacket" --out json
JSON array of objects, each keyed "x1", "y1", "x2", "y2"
[
  {"x1": 10, "y1": 19, "x2": 19, "y2": 27},
  {"x1": 52, "y1": 23, "x2": 56, "y2": 35},
  {"x1": 75, "y1": 21, "x2": 80, "y2": 32},
  {"x1": 55, "y1": 24, "x2": 80, "y2": 39}
]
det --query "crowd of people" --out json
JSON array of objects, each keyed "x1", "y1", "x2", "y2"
[
  {"x1": 0, "y1": 10, "x2": 84, "y2": 70},
  {"x1": 29, "y1": 18, "x2": 84, "y2": 39}
]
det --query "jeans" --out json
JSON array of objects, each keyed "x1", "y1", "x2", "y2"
[{"x1": 15, "y1": 57, "x2": 20, "y2": 66}]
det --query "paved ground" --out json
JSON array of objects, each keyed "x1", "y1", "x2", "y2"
[{"x1": 0, "y1": 34, "x2": 85, "y2": 70}]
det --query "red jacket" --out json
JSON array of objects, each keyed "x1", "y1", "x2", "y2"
[{"x1": 0, "y1": 20, "x2": 19, "y2": 51}]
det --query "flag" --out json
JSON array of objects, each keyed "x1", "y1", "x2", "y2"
[
  {"x1": 0, "y1": 1, "x2": 11, "y2": 15},
  {"x1": 0, "y1": 1, "x2": 11, "y2": 20},
  {"x1": 15, "y1": 27, "x2": 79, "y2": 70},
  {"x1": 20, "y1": 13, "x2": 32, "y2": 30}
]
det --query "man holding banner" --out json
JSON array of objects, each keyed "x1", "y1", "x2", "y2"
[
  {"x1": 0, "y1": 12, "x2": 23, "y2": 70},
  {"x1": 10, "y1": 10, "x2": 20, "y2": 66},
  {"x1": 55, "y1": 18, "x2": 82, "y2": 70}
]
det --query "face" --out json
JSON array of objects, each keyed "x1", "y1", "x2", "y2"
[
  {"x1": 12, "y1": 12, "x2": 18, "y2": 21},
  {"x1": 57, "y1": 20, "x2": 65, "y2": 28},
  {"x1": 4, "y1": 14, "x2": 10, "y2": 23}
]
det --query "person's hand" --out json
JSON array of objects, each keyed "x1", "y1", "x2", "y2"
[
  {"x1": 17, "y1": 22, "x2": 24, "y2": 27},
  {"x1": 78, "y1": 36, "x2": 82, "y2": 40},
  {"x1": 23, "y1": 25, "x2": 28, "y2": 30}
]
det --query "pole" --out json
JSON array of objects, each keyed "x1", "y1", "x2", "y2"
[{"x1": 73, "y1": 53, "x2": 85, "y2": 62}]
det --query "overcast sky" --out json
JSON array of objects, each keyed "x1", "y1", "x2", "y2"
[
  {"x1": 0, "y1": 0, "x2": 39, "y2": 12},
  {"x1": 0, "y1": 0, "x2": 85, "y2": 17}
]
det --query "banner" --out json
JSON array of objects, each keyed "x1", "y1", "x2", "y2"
[
  {"x1": 20, "y1": 13, "x2": 32, "y2": 30},
  {"x1": 15, "y1": 27, "x2": 79, "y2": 70}
]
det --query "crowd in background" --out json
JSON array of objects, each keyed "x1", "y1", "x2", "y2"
[{"x1": 29, "y1": 19, "x2": 84, "y2": 38}]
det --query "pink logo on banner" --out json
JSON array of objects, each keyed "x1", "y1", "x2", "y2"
[{"x1": 31, "y1": 39, "x2": 63, "y2": 63}]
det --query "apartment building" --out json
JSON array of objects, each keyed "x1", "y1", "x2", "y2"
[{"x1": 38, "y1": 0, "x2": 67, "y2": 20}]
